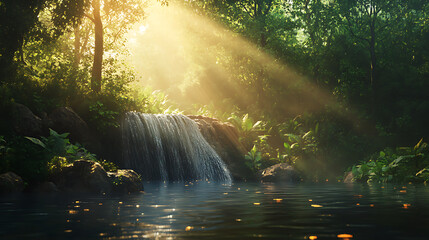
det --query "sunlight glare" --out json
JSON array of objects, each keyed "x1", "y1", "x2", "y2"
[{"x1": 126, "y1": 1, "x2": 334, "y2": 115}]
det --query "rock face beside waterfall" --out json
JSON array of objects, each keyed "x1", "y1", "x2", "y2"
[{"x1": 187, "y1": 115, "x2": 255, "y2": 181}]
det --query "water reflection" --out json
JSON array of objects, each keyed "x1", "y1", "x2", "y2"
[{"x1": 0, "y1": 182, "x2": 429, "y2": 239}]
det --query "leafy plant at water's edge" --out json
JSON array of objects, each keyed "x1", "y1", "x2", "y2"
[
  {"x1": 245, "y1": 145, "x2": 262, "y2": 172},
  {"x1": 350, "y1": 139, "x2": 429, "y2": 183},
  {"x1": 25, "y1": 129, "x2": 118, "y2": 176}
]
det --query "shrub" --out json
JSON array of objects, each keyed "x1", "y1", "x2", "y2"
[{"x1": 350, "y1": 139, "x2": 429, "y2": 183}]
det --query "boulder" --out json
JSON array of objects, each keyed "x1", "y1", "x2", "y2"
[
  {"x1": 0, "y1": 172, "x2": 25, "y2": 194},
  {"x1": 52, "y1": 160, "x2": 112, "y2": 194},
  {"x1": 343, "y1": 171, "x2": 355, "y2": 183},
  {"x1": 187, "y1": 115, "x2": 255, "y2": 181},
  {"x1": 260, "y1": 163, "x2": 301, "y2": 182},
  {"x1": 51, "y1": 160, "x2": 143, "y2": 194},
  {"x1": 47, "y1": 107, "x2": 100, "y2": 152},
  {"x1": 11, "y1": 103, "x2": 43, "y2": 137},
  {"x1": 108, "y1": 169, "x2": 143, "y2": 194},
  {"x1": 33, "y1": 181, "x2": 59, "y2": 193}
]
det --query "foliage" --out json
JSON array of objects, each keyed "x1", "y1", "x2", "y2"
[
  {"x1": 350, "y1": 139, "x2": 429, "y2": 183},
  {"x1": 26, "y1": 129, "x2": 97, "y2": 161},
  {"x1": 26, "y1": 129, "x2": 118, "y2": 171},
  {"x1": 0, "y1": 135, "x2": 52, "y2": 182},
  {"x1": 245, "y1": 145, "x2": 262, "y2": 172},
  {"x1": 89, "y1": 101, "x2": 119, "y2": 132},
  {"x1": 0, "y1": 129, "x2": 118, "y2": 183},
  {"x1": 135, "y1": 87, "x2": 182, "y2": 114},
  {"x1": 231, "y1": 112, "x2": 321, "y2": 176},
  {"x1": 228, "y1": 113, "x2": 264, "y2": 148}
]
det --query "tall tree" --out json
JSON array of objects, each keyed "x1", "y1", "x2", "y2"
[
  {"x1": 80, "y1": 0, "x2": 144, "y2": 92},
  {"x1": 338, "y1": 0, "x2": 406, "y2": 105}
]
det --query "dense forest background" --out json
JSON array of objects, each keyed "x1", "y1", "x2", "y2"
[{"x1": 1, "y1": 0, "x2": 429, "y2": 181}]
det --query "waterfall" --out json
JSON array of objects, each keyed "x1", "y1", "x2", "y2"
[{"x1": 122, "y1": 112, "x2": 232, "y2": 183}]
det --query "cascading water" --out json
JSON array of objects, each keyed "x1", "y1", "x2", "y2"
[{"x1": 122, "y1": 112, "x2": 232, "y2": 183}]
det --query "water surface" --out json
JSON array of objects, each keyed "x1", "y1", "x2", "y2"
[{"x1": 1, "y1": 182, "x2": 428, "y2": 239}]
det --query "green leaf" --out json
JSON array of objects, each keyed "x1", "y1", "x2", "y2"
[
  {"x1": 283, "y1": 142, "x2": 291, "y2": 150},
  {"x1": 302, "y1": 131, "x2": 312, "y2": 139},
  {"x1": 253, "y1": 121, "x2": 262, "y2": 129},
  {"x1": 49, "y1": 129, "x2": 61, "y2": 137},
  {"x1": 25, "y1": 137, "x2": 46, "y2": 149},
  {"x1": 414, "y1": 138, "x2": 423, "y2": 151},
  {"x1": 290, "y1": 143, "x2": 299, "y2": 149}
]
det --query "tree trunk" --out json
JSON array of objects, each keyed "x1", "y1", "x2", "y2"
[
  {"x1": 91, "y1": 0, "x2": 103, "y2": 93},
  {"x1": 369, "y1": 27, "x2": 376, "y2": 90}
]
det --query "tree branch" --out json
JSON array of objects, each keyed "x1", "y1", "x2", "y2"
[{"x1": 84, "y1": 13, "x2": 95, "y2": 23}]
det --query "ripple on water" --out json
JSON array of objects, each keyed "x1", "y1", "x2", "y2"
[{"x1": 0, "y1": 183, "x2": 429, "y2": 239}]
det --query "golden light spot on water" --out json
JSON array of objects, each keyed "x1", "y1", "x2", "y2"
[
  {"x1": 255, "y1": 191, "x2": 261, "y2": 194},
  {"x1": 119, "y1": 202, "x2": 123, "y2": 205},
  {"x1": 66, "y1": 220, "x2": 70, "y2": 222},
  {"x1": 311, "y1": 204, "x2": 323, "y2": 208},
  {"x1": 75, "y1": 201, "x2": 80, "y2": 203},
  {"x1": 309, "y1": 236, "x2": 318, "y2": 240},
  {"x1": 370, "y1": 204, "x2": 375, "y2": 207},
  {"x1": 337, "y1": 233, "x2": 353, "y2": 239},
  {"x1": 402, "y1": 186, "x2": 407, "y2": 189},
  {"x1": 246, "y1": 189, "x2": 249, "y2": 191},
  {"x1": 223, "y1": 192, "x2": 228, "y2": 195},
  {"x1": 99, "y1": 203, "x2": 103, "y2": 206},
  {"x1": 84, "y1": 209, "x2": 90, "y2": 212},
  {"x1": 136, "y1": 219, "x2": 139, "y2": 221},
  {"x1": 353, "y1": 195, "x2": 363, "y2": 198},
  {"x1": 68, "y1": 210, "x2": 78, "y2": 214},
  {"x1": 237, "y1": 188, "x2": 240, "y2": 190},
  {"x1": 403, "y1": 203, "x2": 411, "y2": 209},
  {"x1": 185, "y1": 226, "x2": 194, "y2": 231},
  {"x1": 356, "y1": 203, "x2": 360, "y2": 206},
  {"x1": 185, "y1": 185, "x2": 189, "y2": 187},
  {"x1": 253, "y1": 203, "x2": 261, "y2": 206},
  {"x1": 136, "y1": 205, "x2": 140, "y2": 208},
  {"x1": 309, "y1": 199, "x2": 313, "y2": 202},
  {"x1": 99, "y1": 233, "x2": 107, "y2": 236},
  {"x1": 325, "y1": 179, "x2": 329, "y2": 182},
  {"x1": 64, "y1": 230, "x2": 72, "y2": 233},
  {"x1": 235, "y1": 219, "x2": 242, "y2": 222},
  {"x1": 273, "y1": 198, "x2": 283, "y2": 203},
  {"x1": 381, "y1": 186, "x2": 385, "y2": 189},
  {"x1": 399, "y1": 190, "x2": 407, "y2": 193},
  {"x1": 74, "y1": 205, "x2": 80, "y2": 208}
]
